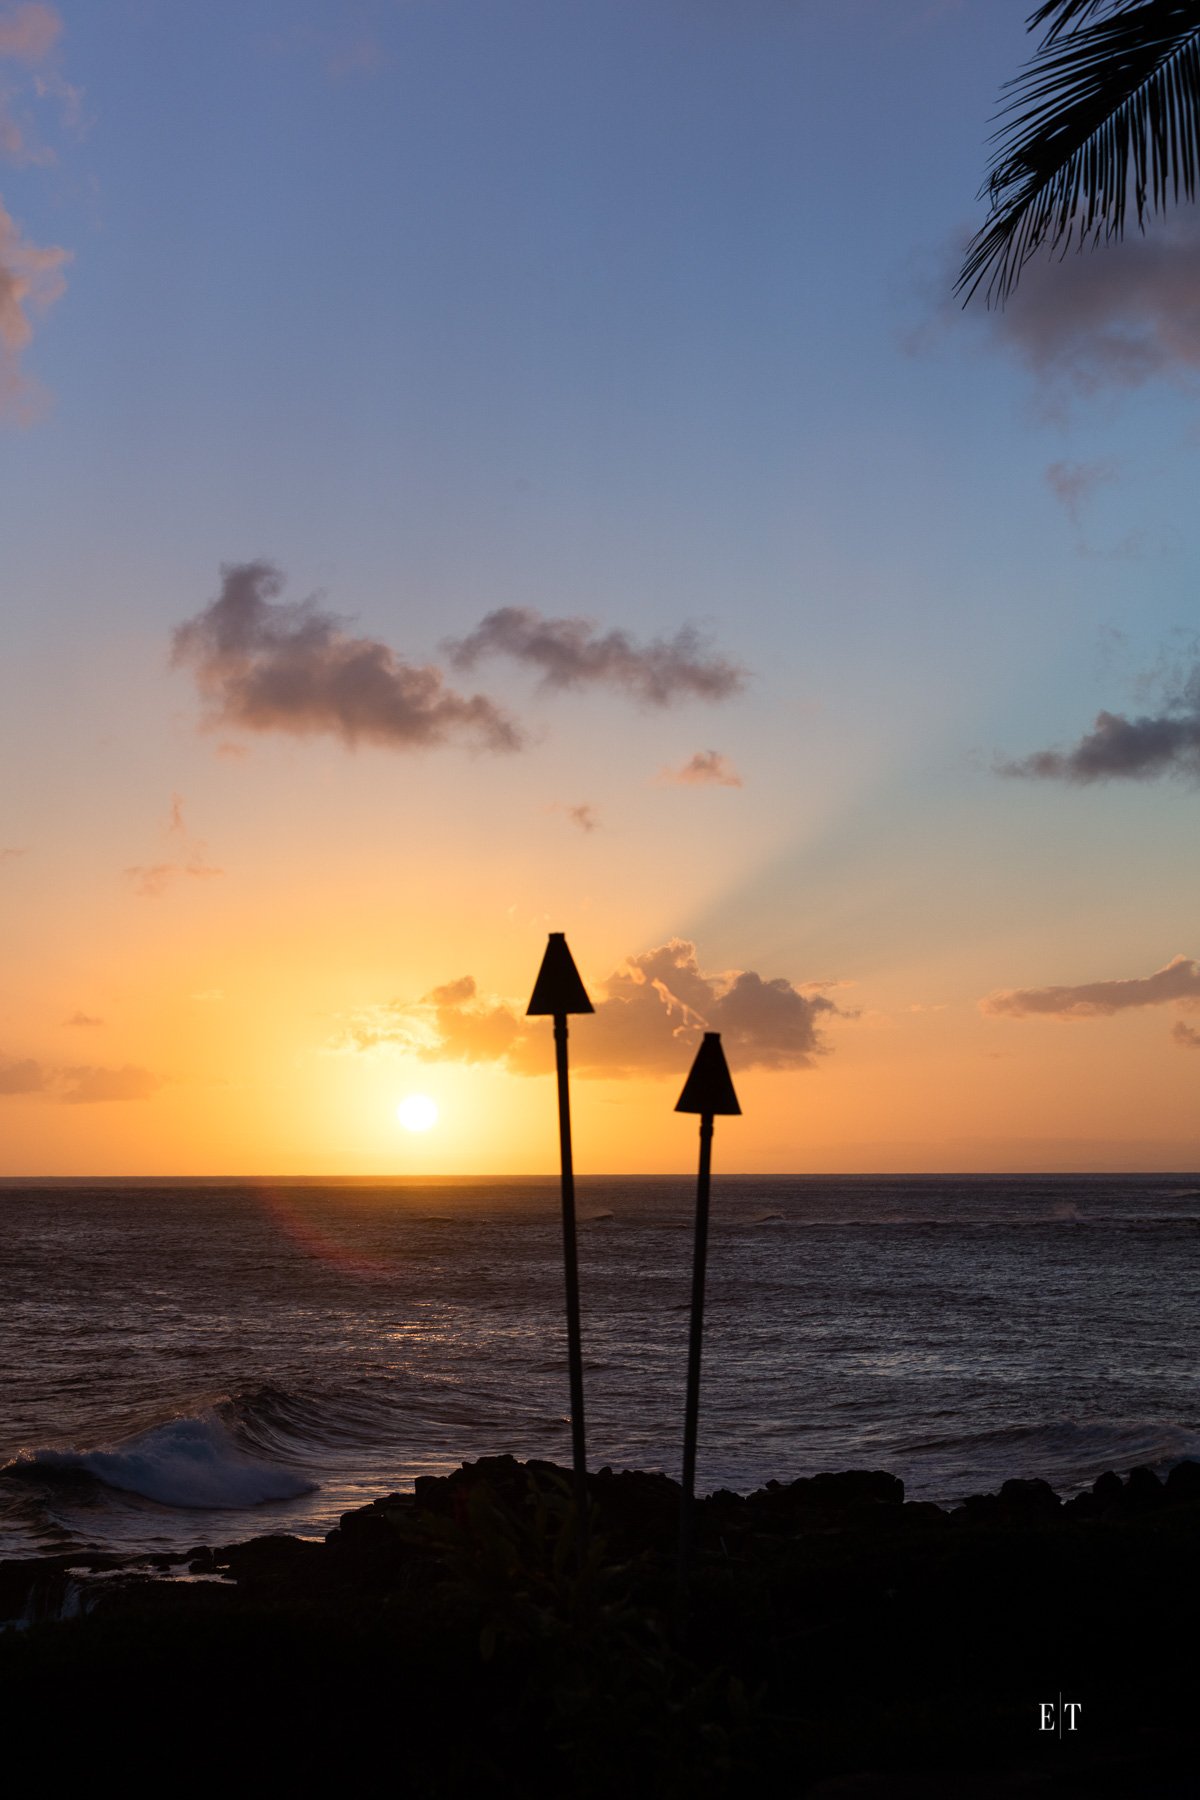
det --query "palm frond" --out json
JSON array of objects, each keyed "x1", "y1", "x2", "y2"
[
  {"x1": 958, "y1": 1, "x2": 1200, "y2": 304},
  {"x1": 1031, "y1": 2, "x2": 1133, "y2": 44}
]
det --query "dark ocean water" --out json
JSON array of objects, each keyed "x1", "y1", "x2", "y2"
[{"x1": 2, "y1": 1174, "x2": 1198, "y2": 1560}]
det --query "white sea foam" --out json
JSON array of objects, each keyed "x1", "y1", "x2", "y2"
[{"x1": 10, "y1": 1414, "x2": 317, "y2": 1510}]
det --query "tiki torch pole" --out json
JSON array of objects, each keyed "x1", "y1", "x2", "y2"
[
  {"x1": 527, "y1": 932, "x2": 594, "y2": 1542},
  {"x1": 675, "y1": 1032, "x2": 741, "y2": 1593}
]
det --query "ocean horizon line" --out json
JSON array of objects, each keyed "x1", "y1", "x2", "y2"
[{"x1": 1, "y1": 1168, "x2": 1198, "y2": 1186}]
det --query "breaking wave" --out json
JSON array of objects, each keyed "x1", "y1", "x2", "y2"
[{"x1": 5, "y1": 1412, "x2": 317, "y2": 1511}]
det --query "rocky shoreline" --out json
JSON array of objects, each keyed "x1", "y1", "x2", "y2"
[{"x1": 3, "y1": 1454, "x2": 1198, "y2": 1794}]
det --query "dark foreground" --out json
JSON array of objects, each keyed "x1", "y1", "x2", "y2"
[{"x1": 2, "y1": 1457, "x2": 1198, "y2": 1796}]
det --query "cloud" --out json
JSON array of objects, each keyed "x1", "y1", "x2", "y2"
[
  {"x1": 1173, "y1": 1021, "x2": 1200, "y2": 1050},
  {"x1": 1000, "y1": 663, "x2": 1200, "y2": 783},
  {"x1": 64, "y1": 1010, "x2": 102, "y2": 1027},
  {"x1": 981, "y1": 955, "x2": 1200, "y2": 1020},
  {"x1": 444, "y1": 607, "x2": 746, "y2": 706},
  {"x1": 1044, "y1": 459, "x2": 1117, "y2": 526},
  {"x1": 0, "y1": 5, "x2": 61, "y2": 62},
  {"x1": 337, "y1": 976, "x2": 521, "y2": 1066},
  {"x1": 0, "y1": 1053, "x2": 160, "y2": 1101},
  {"x1": 126, "y1": 860, "x2": 224, "y2": 898},
  {"x1": 0, "y1": 195, "x2": 69, "y2": 420},
  {"x1": 125, "y1": 797, "x2": 224, "y2": 897},
  {"x1": 60, "y1": 1063, "x2": 161, "y2": 1104},
  {"x1": 0, "y1": 1054, "x2": 43, "y2": 1093},
  {"x1": 660, "y1": 749, "x2": 743, "y2": 788},
  {"x1": 336, "y1": 939, "x2": 846, "y2": 1080},
  {"x1": 0, "y1": 843, "x2": 28, "y2": 860},
  {"x1": 173, "y1": 562, "x2": 522, "y2": 754},
  {"x1": 989, "y1": 216, "x2": 1200, "y2": 395},
  {"x1": 567, "y1": 803, "x2": 599, "y2": 833}
]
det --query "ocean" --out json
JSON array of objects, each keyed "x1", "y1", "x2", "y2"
[{"x1": 2, "y1": 1173, "x2": 1198, "y2": 1561}]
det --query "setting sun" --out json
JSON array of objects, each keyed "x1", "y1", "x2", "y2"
[{"x1": 396, "y1": 1094, "x2": 439, "y2": 1133}]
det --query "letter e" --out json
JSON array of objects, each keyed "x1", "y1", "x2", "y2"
[{"x1": 1040, "y1": 1703, "x2": 1055, "y2": 1731}]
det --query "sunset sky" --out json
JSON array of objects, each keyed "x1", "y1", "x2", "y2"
[{"x1": 2, "y1": 0, "x2": 1198, "y2": 1175}]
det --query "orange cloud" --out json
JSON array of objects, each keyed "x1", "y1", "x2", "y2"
[
  {"x1": 337, "y1": 939, "x2": 845, "y2": 1079},
  {"x1": 0, "y1": 1054, "x2": 43, "y2": 1093},
  {"x1": 60, "y1": 1064, "x2": 161, "y2": 1104},
  {"x1": 0, "y1": 1053, "x2": 161, "y2": 1102},
  {"x1": 659, "y1": 749, "x2": 743, "y2": 787},
  {"x1": 125, "y1": 860, "x2": 224, "y2": 898}
]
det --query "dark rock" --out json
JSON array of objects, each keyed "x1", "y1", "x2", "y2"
[
  {"x1": 221, "y1": 1534, "x2": 322, "y2": 1585},
  {"x1": 952, "y1": 1491, "x2": 1001, "y2": 1523},
  {"x1": 328, "y1": 1492, "x2": 412, "y2": 1546},
  {"x1": 1092, "y1": 1470, "x2": 1125, "y2": 1507},
  {"x1": 590, "y1": 1464, "x2": 681, "y2": 1549},
  {"x1": 1125, "y1": 1465, "x2": 1165, "y2": 1510},
  {"x1": 997, "y1": 1477, "x2": 1060, "y2": 1514},
  {"x1": 412, "y1": 1454, "x2": 542, "y2": 1517},
  {"x1": 899, "y1": 1501, "x2": 949, "y2": 1528},
  {"x1": 749, "y1": 1468, "x2": 904, "y2": 1518},
  {"x1": 1165, "y1": 1459, "x2": 1200, "y2": 1503},
  {"x1": 802, "y1": 1469, "x2": 905, "y2": 1509}
]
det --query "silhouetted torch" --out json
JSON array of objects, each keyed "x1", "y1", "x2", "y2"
[
  {"x1": 676, "y1": 1031, "x2": 741, "y2": 1589},
  {"x1": 527, "y1": 931, "x2": 594, "y2": 1539}
]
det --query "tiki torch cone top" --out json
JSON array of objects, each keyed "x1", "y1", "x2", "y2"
[
  {"x1": 675, "y1": 1032, "x2": 741, "y2": 1115},
  {"x1": 526, "y1": 932, "x2": 594, "y2": 1016}
]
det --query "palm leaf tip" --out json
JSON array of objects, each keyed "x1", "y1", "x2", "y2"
[{"x1": 958, "y1": 2, "x2": 1200, "y2": 304}]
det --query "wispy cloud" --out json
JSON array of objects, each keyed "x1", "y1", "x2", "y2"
[
  {"x1": 1173, "y1": 1021, "x2": 1200, "y2": 1050},
  {"x1": 0, "y1": 1054, "x2": 43, "y2": 1094},
  {"x1": 445, "y1": 607, "x2": 746, "y2": 706},
  {"x1": 64, "y1": 1010, "x2": 102, "y2": 1027},
  {"x1": 981, "y1": 955, "x2": 1200, "y2": 1020},
  {"x1": 0, "y1": 1052, "x2": 161, "y2": 1102},
  {"x1": 335, "y1": 939, "x2": 847, "y2": 1080},
  {"x1": 0, "y1": 194, "x2": 69, "y2": 420},
  {"x1": 566, "y1": 802, "x2": 599, "y2": 833},
  {"x1": 0, "y1": 5, "x2": 61, "y2": 62},
  {"x1": 59, "y1": 1063, "x2": 161, "y2": 1104},
  {"x1": 173, "y1": 562, "x2": 523, "y2": 754},
  {"x1": 126, "y1": 860, "x2": 223, "y2": 899},
  {"x1": 999, "y1": 662, "x2": 1200, "y2": 784},
  {"x1": 659, "y1": 749, "x2": 743, "y2": 788},
  {"x1": 0, "y1": 843, "x2": 28, "y2": 860},
  {"x1": 125, "y1": 792, "x2": 224, "y2": 897},
  {"x1": 989, "y1": 216, "x2": 1200, "y2": 396},
  {"x1": 0, "y1": 9, "x2": 73, "y2": 415},
  {"x1": 1044, "y1": 458, "x2": 1117, "y2": 526}
]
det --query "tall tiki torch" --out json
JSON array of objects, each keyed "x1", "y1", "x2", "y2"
[
  {"x1": 527, "y1": 932, "x2": 594, "y2": 1538},
  {"x1": 675, "y1": 1031, "x2": 741, "y2": 1589}
]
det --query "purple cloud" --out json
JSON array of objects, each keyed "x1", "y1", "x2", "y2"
[
  {"x1": 173, "y1": 562, "x2": 522, "y2": 754},
  {"x1": 981, "y1": 955, "x2": 1200, "y2": 1020},
  {"x1": 445, "y1": 607, "x2": 745, "y2": 706}
]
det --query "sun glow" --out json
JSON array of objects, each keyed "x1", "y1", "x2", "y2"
[{"x1": 396, "y1": 1093, "x2": 439, "y2": 1132}]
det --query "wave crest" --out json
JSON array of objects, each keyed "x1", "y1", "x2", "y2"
[{"x1": 5, "y1": 1412, "x2": 317, "y2": 1510}]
